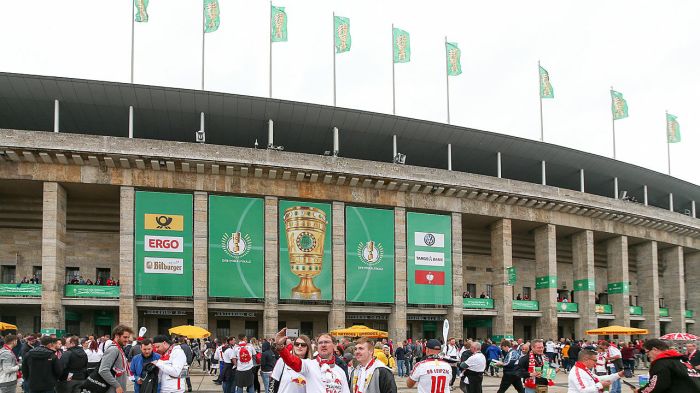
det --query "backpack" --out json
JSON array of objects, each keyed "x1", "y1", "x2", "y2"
[
  {"x1": 238, "y1": 346, "x2": 252, "y2": 364},
  {"x1": 140, "y1": 363, "x2": 159, "y2": 393}
]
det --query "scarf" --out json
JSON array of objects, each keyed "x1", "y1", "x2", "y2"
[
  {"x1": 354, "y1": 358, "x2": 378, "y2": 393},
  {"x1": 524, "y1": 352, "x2": 554, "y2": 388},
  {"x1": 573, "y1": 361, "x2": 599, "y2": 390},
  {"x1": 316, "y1": 355, "x2": 335, "y2": 374}
]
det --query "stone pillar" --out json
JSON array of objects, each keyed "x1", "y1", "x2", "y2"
[
  {"x1": 663, "y1": 246, "x2": 686, "y2": 333},
  {"x1": 572, "y1": 230, "x2": 596, "y2": 340},
  {"x1": 41, "y1": 182, "x2": 67, "y2": 332},
  {"x1": 263, "y1": 196, "x2": 279, "y2": 338},
  {"x1": 686, "y1": 253, "x2": 700, "y2": 335},
  {"x1": 534, "y1": 224, "x2": 558, "y2": 341},
  {"x1": 447, "y1": 213, "x2": 463, "y2": 339},
  {"x1": 490, "y1": 219, "x2": 513, "y2": 339},
  {"x1": 606, "y1": 236, "x2": 630, "y2": 334},
  {"x1": 635, "y1": 241, "x2": 660, "y2": 337},
  {"x1": 328, "y1": 202, "x2": 346, "y2": 331},
  {"x1": 193, "y1": 192, "x2": 208, "y2": 330},
  {"x1": 389, "y1": 208, "x2": 407, "y2": 342},
  {"x1": 119, "y1": 187, "x2": 137, "y2": 328}
]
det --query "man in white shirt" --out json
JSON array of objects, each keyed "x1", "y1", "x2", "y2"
[
  {"x1": 459, "y1": 341, "x2": 486, "y2": 393},
  {"x1": 407, "y1": 339, "x2": 452, "y2": 393},
  {"x1": 545, "y1": 339, "x2": 557, "y2": 363},
  {"x1": 232, "y1": 335, "x2": 256, "y2": 393},
  {"x1": 602, "y1": 342, "x2": 622, "y2": 393},
  {"x1": 152, "y1": 335, "x2": 188, "y2": 393},
  {"x1": 567, "y1": 350, "x2": 623, "y2": 393},
  {"x1": 445, "y1": 338, "x2": 460, "y2": 389}
]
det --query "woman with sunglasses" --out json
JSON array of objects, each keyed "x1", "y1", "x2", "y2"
[{"x1": 270, "y1": 335, "x2": 312, "y2": 393}]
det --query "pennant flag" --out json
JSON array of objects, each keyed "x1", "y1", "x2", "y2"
[
  {"x1": 334, "y1": 16, "x2": 351, "y2": 53},
  {"x1": 445, "y1": 42, "x2": 462, "y2": 76},
  {"x1": 271, "y1": 5, "x2": 288, "y2": 42},
  {"x1": 539, "y1": 65, "x2": 554, "y2": 98},
  {"x1": 667, "y1": 113, "x2": 681, "y2": 143},
  {"x1": 611, "y1": 90, "x2": 629, "y2": 120},
  {"x1": 415, "y1": 270, "x2": 445, "y2": 285},
  {"x1": 134, "y1": 0, "x2": 149, "y2": 23},
  {"x1": 393, "y1": 28, "x2": 411, "y2": 63},
  {"x1": 203, "y1": 0, "x2": 220, "y2": 33}
]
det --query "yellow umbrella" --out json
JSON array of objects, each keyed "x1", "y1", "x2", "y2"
[
  {"x1": 0, "y1": 322, "x2": 18, "y2": 331},
  {"x1": 168, "y1": 325, "x2": 211, "y2": 339},
  {"x1": 585, "y1": 325, "x2": 649, "y2": 335},
  {"x1": 330, "y1": 325, "x2": 388, "y2": 339}
]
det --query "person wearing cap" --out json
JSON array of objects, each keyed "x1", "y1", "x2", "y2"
[
  {"x1": 374, "y1": 343, "x2": 389, "y2": 367},
  {"x1": 407, "y1": 339, "x2": 452, "y2": 393}
]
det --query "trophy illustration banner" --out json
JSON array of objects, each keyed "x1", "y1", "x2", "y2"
[
  {"x1": 407, "y1": 212, "x2": 452, "y2": 305},
  {"x1": 279, "y1": 200, "x2": 332, "y2": 300},
  {"x1": 209, "y1": 195, "x2": 264, "y2": 298},
  {"x1": 135, "y1": 191, "x2": 193, "y2": 296},
  {"x1": 345, "y1": 206, "x2": 394, "y2": 303}
]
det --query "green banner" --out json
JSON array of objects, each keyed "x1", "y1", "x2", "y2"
[
  {"x1": 557, "y1": 302, "x2": 579, "y2": 313},
  {"x1": 536, "y1": 275, "x2": 557, "y2": 289},
  {"x1": 334, "y1": 16, "x2": 351, "y2": 53},
  {"x1": 629, "y1": 306, "x2": 643, "y2": 316},
  {"x1": 209, "y1": 196, "x2": 264, "y2": 298},
  {"x1": 659, "y1": 307, "x2": 669, "y2": 317},
  {"x1": 407, "y1": 212, "x2": 452, "y2": 305},
  {"x1": 595, "y1": 304, "x2": 613, "y2": 314},
  {"x1": 463, "y1": 298, "x2": 494, "y2": 309},
  {"x1": 607, "y1": 281, "x2": 629, "y2": 294},
  {"x1": 94, "y1": 310, "x2": 115, "y2": 326},
  {"x1": 512, "y1": 300, "x2": 539, "y2": 311},
  {"x1": 507, "y1": 267, "x2": 516, "y2": 286},
  {"x1": 345, "y1": 206, "x2": 394, "y2": 303},
  {"x1": 492, "y1": 334, "x2": 514, "y2": 342},
  {"x1": 204, "y1": 0, "x2": 220, "y2": 33},
  {"x1": 271, "y1": 5, "x2": 288, "y2": 42},
  {"x1": 40, "y1": 328, "x2": 66, "y2": 337},
  {"x1": 135, "y1": 191, "x2": 193, "y2": 296},
  {"x1": 64, "y1": 285, "x2": 119, "y2": 298},
  {"x1": 464, "y1": 319, "x2": 492, "y2": 328},
  {"x1": 279, "y1": 200, "x2": 332, "y2": 300},
  {"x1": 0, "y1": 283, "x2": 41, "y2": 296},
  {"x1": 686, "y1": 310, "x2": 694, "y2": 318},
  {"x1": 574, "y1": 278, "x2": 595, "y2": 292}
]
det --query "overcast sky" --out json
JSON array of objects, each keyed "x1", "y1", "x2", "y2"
[{"x1": 1, "y1": 0, "x2": 698, "y2": 186}]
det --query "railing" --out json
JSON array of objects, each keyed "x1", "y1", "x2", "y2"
[
  {"x1": 686, "y1": 310, "x2": 694, "y2": 319},
  {"x1": 463, "y1": 298, "x2": 494, "y2": 309},
  {"x1": 513, "y1": 300, "x2": 539, "y2": 311},
  {"x1": 0, "y1": 283, "x2": 41, "y2": 297},
  {"x1": 659, "y1": 307, "x2": 669, "y2": 317},
  {"x1": 64, "y1": 285, "x2": 120, "y2": 298},
  {"x1": 557, "y1": 302, "x2": 579, "y2": 313},
  {"x1": 595, "y1": 304, "x2": 613, "y2": 314},
  {"x1": 629, "y1": 306, "x2": 643, "y2": 316}
]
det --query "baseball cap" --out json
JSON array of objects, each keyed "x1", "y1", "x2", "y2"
[{"x1": 426, "y1": 339, "x2": 442, "y2": 350}]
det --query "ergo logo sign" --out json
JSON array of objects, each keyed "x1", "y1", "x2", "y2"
[{"x1": 144, "y1": 235, "x2": 184, "y2": 252}]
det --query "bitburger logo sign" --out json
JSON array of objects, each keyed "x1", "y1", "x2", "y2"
[{"x1": 144, "y1": 257, "x2": 184, "y2": 274}]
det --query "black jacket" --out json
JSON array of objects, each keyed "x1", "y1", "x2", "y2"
[
  {"x1": 60, "y1": 346, "x2": 88, "y2": 380},
  {"x1": 260, "y1": 342, "x2": 277, "y2": 373},
  {"x1": 21, "y1": 346, "x2": 63, "y2": 391},
  {"x1": 517, "y1": 353, "x2": 549, "y2": 386},
  {"x1": 641, "y1": 350, "x2": 700, "y2": 393},
  {"x1": 568, "y1": 344, "x2": 581, "y2": 361}
]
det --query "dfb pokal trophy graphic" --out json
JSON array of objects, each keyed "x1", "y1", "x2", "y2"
[{"x1": 284, "y1": 206, "x2": 327, "y2": 299}]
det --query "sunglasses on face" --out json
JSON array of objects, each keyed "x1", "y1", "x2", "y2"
[{"x1": 294, "y1": 342, "x2": 307, "y2": 347}]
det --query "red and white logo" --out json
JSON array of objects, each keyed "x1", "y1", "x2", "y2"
[
  {"x1": 415, "y1": 270, "x2": 445, "y2": 285},
  {"x1": 144, "y1": 235, "x2": 183, "y2": 252}
]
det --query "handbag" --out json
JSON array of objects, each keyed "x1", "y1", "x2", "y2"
[{"x1": 80, "y1": 367, "x2": 114, "y2": 393}]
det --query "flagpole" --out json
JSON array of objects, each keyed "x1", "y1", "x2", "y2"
[
  {"x1": 332, "y1": 12, "x2": 336, "y2": 107},
  {"x1": 130, "y1": 1, "x2": 135, "y2": 83},
  {"x1": 391, "y1": 23, "x2": 396, "y2": 115},
  {"x1": 269, "y1": 1, "x2": 273, "y2": 98},
  {"x1": 611, "y1": 86, "x2": 617, "y2": 159},
  {"x1": 666, "y1": 110, "x2": 671, "y2": 175},
  {"x1": 538, "y1": 61, "x2": 544, "y2": 142},
  {"x1": 201, "y1": 5, "x2": 206, "y2": 91},
  {"x1": 445, "y1": 36, "x2": 450, "y2": 124}
]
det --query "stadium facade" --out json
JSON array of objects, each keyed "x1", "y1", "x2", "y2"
[{"x1": 0, "y1": 73, "x2": 698, "y2": 341}]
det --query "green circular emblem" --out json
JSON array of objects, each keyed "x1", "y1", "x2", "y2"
[{"x1": 296, "y1": 232, "x2": 316, "y2": 252}]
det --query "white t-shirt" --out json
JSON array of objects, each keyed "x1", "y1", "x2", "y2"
[
  {"x1": 222, "y1": 347, "x2": 236, "y2": 364},
  {"x1": 545, "y1": 341, "x2": 556, "y2": 353},
  {"x1": 297, "y1": 357, "x2": 350, "y2": 393},
  {"x1": 233, "y1": 343, "x2": 256, "y2": 372},
  {"x1": 409, "y1": 358, "x2": 452, "y2": 393},
  {"x1": 271, "y1": 358, "x2": 306, "y2": 393}
]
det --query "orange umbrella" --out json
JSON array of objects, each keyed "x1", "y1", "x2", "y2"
[{"x1": 586, "y1": 325, "x2": 649, "y2": 335}]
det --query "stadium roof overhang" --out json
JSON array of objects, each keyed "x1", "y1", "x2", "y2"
[{"x1": 0, "y1": 72, "x2": 697, "y2": 214}]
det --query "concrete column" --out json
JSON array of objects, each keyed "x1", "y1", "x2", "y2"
[
  {"x1": 447, "y1": 213, "x2": 463, "y2": 339},
  {"x1": 193, "y1": 192, "x2": 208, "y2": 330},
  {"x1": 686, "y1": 253, "x2": 700, "y2": 335},
  {"x1": 606, "y1": 236, "x2": 630, "y2": 332},
  {"x1": 328, "y1": 202, "x2": 345, "y2": 331},
  {"x1": 119, "y1": 187, "x2": 137, "y2": 328},
  {"x1": 263, "y1": 196, "x2": 279, "y2": 338},
  {"x1": 389, "y1": 208, "x2": 407, "y2": 342},
  {"x1": 663, "y1": 246, "x2": 686, "y2": 332},
  {"x1": 41, "y1": 182, "x2": 67, "y2": 332},
  {"x1": 635, "y1": 241, "x2": 660, "y2": 337},
  {"x1": 572, "y1": 230, "x2": 596, "y2": 340},
  {"x1": 490, "y1": 219, "x2": 513, "y2": 339},
  {"x1": 534, "y1": 224, "x2": 557, "y2": 341}
]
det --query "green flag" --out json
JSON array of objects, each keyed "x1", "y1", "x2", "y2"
[
  {"x1": 611, "y1": 90, "x2": 629, "y2": 120},
  {"x1": 393, "y1": 27, "x2": 410, "y2": 63},
  {"x1": 539, "y1": 65, "x2": 553, "y2": 98},
  {"x1": 271, "y1": 5, "x2": 288, "y2": 42},
  {"x1": 445, "y1": 42, "x2": 461, "y2": 76},
  {"x1": 203, "y1": 0, "x2": 220, "y2": 33},
  {"x1": 334, "y1": 16, "x2": 351, "y2": 53},
  {"x1": 667, "y1": 113, "x2": 681, "y2": 143},
  {"x1": 134, "y1": 0, "x2": 149, "y2": 22}
]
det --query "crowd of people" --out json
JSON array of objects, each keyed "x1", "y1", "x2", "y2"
[
  {"x1": 65, "y1": 277, "x2": 120, "y2": 286},
  {"x1": 2, "y1": 329, "x2": 700, "y2": 393}
]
